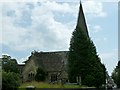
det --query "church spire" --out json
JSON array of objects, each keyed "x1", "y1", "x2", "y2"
[{"x1": 76, "y1": 1, "x2": 89, "y2": 37}]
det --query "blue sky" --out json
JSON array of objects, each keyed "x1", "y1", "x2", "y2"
[{"x1": 1, "y1": 0, "x2": 119, "y2": 75}]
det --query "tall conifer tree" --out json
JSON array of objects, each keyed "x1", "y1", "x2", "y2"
[
  {"x1": 112, "y1": 61, "x2": 120, "y2": 88},
  {"x1": 68, "y1": 26, "x2": 105, "y2": 87},
  {"x1": 68, "y1": 2, "x2": 106, "y2": 87}
]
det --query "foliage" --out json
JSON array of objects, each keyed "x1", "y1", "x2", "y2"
[
  {"x1": 35, "y1": 67, "x2": 46, "y2": 81},
  {"x1": 112, "y1": 61, "x2": 120, "y2": 88},
  {"x1": 2, "y1": 56, "x2": 21, "y2": 89},
  {"x1": 2, "y1": 70, "x2": 21, "y2": 89},
  {"x1": 2, "y1": 58, "x2": 19, "y2": 73},
  {"x1": 68, "y1": 26, "x2": 106, "y2": 87}
]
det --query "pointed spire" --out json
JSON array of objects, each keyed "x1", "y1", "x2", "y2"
[
  {"x1": 76, "y1": 1, "x2": 89, "y2": 37},
  {"x1": 80, "y1": 0, "x2": 81, "y2": 4}
]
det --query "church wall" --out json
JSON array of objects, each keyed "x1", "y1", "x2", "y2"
[
  {"x1": 22, "y1": 56, "x2": 38, "y2": 82},
  {"x1": 22, "y1": 51, "x2": 69, "y2": 82}
]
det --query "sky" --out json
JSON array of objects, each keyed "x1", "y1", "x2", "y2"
[{"x1": 1, "y1": 0, "x2": 119, "y2": 75}]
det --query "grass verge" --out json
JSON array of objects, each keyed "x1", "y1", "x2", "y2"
[{"x1": 18, "y1": 81, "x2": 84, "y2": 89}]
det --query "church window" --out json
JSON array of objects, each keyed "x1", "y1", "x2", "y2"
[{"x1": 51, "y1": 74, "x2": 57, "y2": 82}]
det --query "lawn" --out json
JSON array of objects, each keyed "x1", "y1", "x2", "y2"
[{"x1": 18, "y1": 81, "x2": 84, "y2": 89}]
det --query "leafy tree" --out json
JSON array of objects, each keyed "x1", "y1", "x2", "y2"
[
  {"x1": 2, "y1": 57, "x2": 19, "y2": 73},
  {"x1": 2, "y1": 55, "x2": 21, "y2": 89},
  {"x1": 2, "y1": 70, "x2": 21, "y2": 90},
  {"x1": 112, "y1": 61, "x2": 120, "y2": 88},
  {"x1": 68, "y1": 26, "x2": 106, "y2": 87},
  {"x1": 35, "y1": 67, "x2": 46, "y2": 81},
  {"x1": 117, "y1": 61, "x2": 120, "y2": 88},
  {"x1": 112, "y1": 68, "x2": 118, "y2": 85}
]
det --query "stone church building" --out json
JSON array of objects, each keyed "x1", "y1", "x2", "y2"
[
  {"x1": 22, "y1": 51, "x2": 68, "y2": 82},
  {"x1": 21, "y1": 2, "x2": 89, "y2": 83}
]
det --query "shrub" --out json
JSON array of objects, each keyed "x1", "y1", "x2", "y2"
[
  {"x1": 35, "y1": 67, "x2": 46, "y2": 81},
  {"x1": 2, "y1": 70, "x2": 21, "y2": 89}
]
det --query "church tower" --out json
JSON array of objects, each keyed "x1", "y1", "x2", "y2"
[{"x1": 76, "y1": 1, "x2": 89, "y2": 37}]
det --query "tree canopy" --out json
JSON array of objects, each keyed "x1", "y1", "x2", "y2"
[
  {"x1": 35, "y1": 67, "x2": 46, "y2": 81},
  {"x1": 2, "y1": 56, "x2": 19, "y2": 73},
  {"x1": 68, "y1": 26, "x2": 106, "y2": 87},
  {"x1": 2, "y1": 55, "x2": 21, "y2": 89},
  {"x1": 112, "y1": 61, "x2": 120, "y2": 88},
  {"x1": 2, "y1": 70, "x2": 21, "y2": 90}
]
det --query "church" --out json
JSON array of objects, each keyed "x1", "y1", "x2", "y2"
[{"x1": 21, "y1": 2, "x2": 89, "y2": 83}]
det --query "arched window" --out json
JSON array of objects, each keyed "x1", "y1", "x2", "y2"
[
  {"x1": 28, "y1": 71, "x2": 35, "y2": 81},
  {"x1": 51, "y1": 74, "x2": 57, "y2": 82},
  {"x1": 28, "y1": 73, "x2": 30, "y2": 77}
]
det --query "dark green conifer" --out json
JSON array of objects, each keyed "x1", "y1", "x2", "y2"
[
  {"x1": 68, "y1": 2, "x2": 105, "y2": 87},
  {"x1": 112, "y1": 61, "x2": 120, "y2": 88}
]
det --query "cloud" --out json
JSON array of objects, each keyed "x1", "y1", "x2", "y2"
[
  {"x1": 88, "y1": 25, "x2": 102, "y2": 33},
  {"x1": 1, "y1": 1, "x2": 108, "y2": 52},
  {"x1": 85, "y1": 0, "x2": 119, "y2": 2},
  {"x1": 0, "y1": 3, "x2": 3, "y2": 45},
  {"x1": 83, "y1": 0, "x2": 107, "y2": 17},
  {"x1": 0, "y1": 0, "x2": 119, "y2": 3},
  {"x1": 2, "y1": 2, "x2": 74, "y2": 51},
  {"x1": 99, "y1": 49, "x2": 118, "y2": 75},
  {"x1": 92, "y1": 37, "x2": 108, "y2": 45},
  {"x1": 100, "y1": 52, "x2": 117, "y2": 61},
  {"x1": 93, "y1": 25, "x2": 102, "y2": 33},
  {"x1": 18, "y1": 55, "x2": 30, "y2": 64},
  {"x1": 1, "y1": 1, "x2": 118, "y2": 75}
]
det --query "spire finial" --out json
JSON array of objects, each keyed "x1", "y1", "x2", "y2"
[
  {"x1": 80, "y1": 0, "x2": 82, "y2": 8},
  {"x1": 76, "y1": 0, "x2": 89, "y2": 37},
  {"x1": 80, "y1": 0, "x2": 82, "y2": 4}
]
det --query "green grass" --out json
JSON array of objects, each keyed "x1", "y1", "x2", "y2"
[{"x1": 18, "y1": 81, "x2": 84, "y2": 89}]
